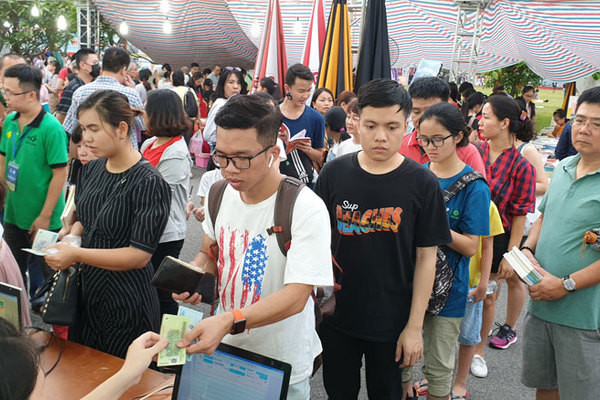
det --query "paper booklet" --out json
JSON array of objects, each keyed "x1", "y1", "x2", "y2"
[
  {"x1": 502, "y1": 246, "x2": 543, "y2": 286},
  {"x1": 22, "y1": 229, "x2": 59, "y2": 256},
  {"x1": 286, "y1": 129, "x2": 312, "y2": 154}
]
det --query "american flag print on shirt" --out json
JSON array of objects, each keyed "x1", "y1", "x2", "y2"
[{"x1": 217, "y1": 226, "x2": 269, "y2": 310}]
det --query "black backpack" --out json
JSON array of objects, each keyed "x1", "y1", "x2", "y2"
[
  {"x1": 426, "y1": 170, "x2": 486, "y2": 315},
  {"x1": 184, "y1": 89, "x2": 199, "y2": 119}
]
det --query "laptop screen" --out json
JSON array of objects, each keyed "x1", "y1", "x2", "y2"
[
  {"x1": 173, "y1": 343, "x2": 291, "y2": 400},
  {"x1": 0, "y1": 282, "x2": 22, "y2": 330}
]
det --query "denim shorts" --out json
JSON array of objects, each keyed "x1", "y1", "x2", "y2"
[
  {"x1": 521, "y1": 313, "x2": 600, "y2": 400},
  {"x1": 458, "y1": 291, "x2": 483, "y2": 346}
]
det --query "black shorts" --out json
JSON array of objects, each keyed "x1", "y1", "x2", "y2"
[{"x1": 491, "y1": 232, "x2": 510, "y2": 273}]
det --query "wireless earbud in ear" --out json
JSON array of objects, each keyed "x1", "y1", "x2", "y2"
[
  {"x1": 268, "y1": 154, "x2": 274, "y2": 168},
  {"x1": 286, "y1": 92, "x2": 292, "y2": 99}
]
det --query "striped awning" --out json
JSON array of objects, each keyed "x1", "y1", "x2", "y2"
[{"x1": 94, "y1": 0, "x2": 600, "y2": 81}]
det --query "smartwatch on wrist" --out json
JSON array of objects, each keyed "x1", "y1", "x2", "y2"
[
  {"x1": 562, "y1": 275, "x2": 576, "y2": 292},
  {"x1": 230, "y1": 309, "x2": 246, "y2": 335}
]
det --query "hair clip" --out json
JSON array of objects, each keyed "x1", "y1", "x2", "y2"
[{"x1": 520, "y1": 111, "x2": 527, "y2": 121}]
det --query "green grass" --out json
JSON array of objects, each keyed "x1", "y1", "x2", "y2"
[{"x1": 476, "y1": 87, "x2": 565, "y2": 133}]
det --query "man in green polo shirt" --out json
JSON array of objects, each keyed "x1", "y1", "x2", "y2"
[
  {"x1": 521, "y1": 86, "x2": 600, "y2": 400},
  {"x1": 0, "y1": 63, "x2": 68, "y2": 293}
]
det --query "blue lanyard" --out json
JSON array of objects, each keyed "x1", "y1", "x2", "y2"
[{"x1": 11, "y1": 125, "x2": 33, "y2": 159}]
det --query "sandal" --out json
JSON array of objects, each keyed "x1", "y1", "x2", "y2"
[
  {"x1": 451, "y1": 391, "x2": 470, "y2": 400},
  {"x1": 413, "y1": 380, "x2": 428, "y2": 396}
]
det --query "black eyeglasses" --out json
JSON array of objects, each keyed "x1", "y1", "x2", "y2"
[
  {"x1": 211, "y1": 146, "x2": 272, "y2": 170},
  {"x1": 416, "y1": 134, "x2": 453, "y2": 148},
  {"x1": 1, "y1": 89, "x2": 32, "y2": 98}
]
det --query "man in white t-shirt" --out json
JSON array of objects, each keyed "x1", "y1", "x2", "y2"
[{"x1": 176, "y1": 95, "x2": 333, "y2": 399}]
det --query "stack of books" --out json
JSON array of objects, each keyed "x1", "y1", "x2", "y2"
[{"x1": 503, "y1": 246, "x2": 543, "y2": 286}]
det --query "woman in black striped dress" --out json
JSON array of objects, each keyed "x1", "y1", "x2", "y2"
[{"x1": 45, "y1": 90, "x2": 171, "y2": 358}]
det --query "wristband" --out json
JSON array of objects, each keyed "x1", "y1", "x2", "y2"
[{"x1": 519, "y1": 246, "x2": 534, "y2": 254}]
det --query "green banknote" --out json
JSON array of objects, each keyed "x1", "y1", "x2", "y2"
[{"x1": 157, "y1": 314, "x2": 190, "y2": 367}]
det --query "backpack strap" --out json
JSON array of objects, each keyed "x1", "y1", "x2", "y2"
[
  {"x1": 443, "y1": 171, "x2": 486, "y2": 204},
  {"x1": 208, "y1": 179, "x2": 229, "y2": 233},
  {"x1": 266, "y1": 177, "x2": 305, "y2": 256}
]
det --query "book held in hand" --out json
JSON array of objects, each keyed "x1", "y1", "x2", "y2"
[
  {"x1": 150, "y1": 256, "x2": 216, "y2": 304},
  {"x1": 502, "y1": 246, "x2": 543, "y2": 286}
]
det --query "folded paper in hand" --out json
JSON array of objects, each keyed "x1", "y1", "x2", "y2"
[
  {"x1": 150, "y1": 256, "x2": 216, "y2": 304},
  {"x1": 502, "y1": 246, "x2": 543, "y2": 286}
]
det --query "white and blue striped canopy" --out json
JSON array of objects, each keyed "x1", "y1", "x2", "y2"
[{"x1": 95, "y1": 0, "x2": 600, "y2": 81}]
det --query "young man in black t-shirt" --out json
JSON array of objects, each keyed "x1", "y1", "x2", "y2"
[{"x1": 315, "y1": 79, "x2": 451, "y2": 399}]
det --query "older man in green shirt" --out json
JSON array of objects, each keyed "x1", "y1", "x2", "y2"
[{"x1": 521, "y1": 86, "x2": 600, "y2": 400}]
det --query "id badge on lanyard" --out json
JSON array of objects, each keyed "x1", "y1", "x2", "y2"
[{"x1": 7, "y1": 126, "x2": 33, "y2": 192}]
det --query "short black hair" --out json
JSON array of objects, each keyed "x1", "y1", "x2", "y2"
[
  {"x1": 215, "y1": 94, "x2": 282, "y2": 146},
  {"x1": 202, "y1": 68, "x2": 212, "y2": 75},
  {"x1": 172, "y1": 70, "x2": 185, "y2": 86},
  {"x1": 522, "y1": 85, "x2": 535, "y2": 94},
  {"x1": 576, "y1": 86, "x2": 600, "y2": 109},
  {"x1": 420, "y1": 102, "x2": 469, "y2": 147},
  {"x1": 553, "y1": 108, "x2": 566, "y2": 119},
  {"x1": 102, "y1": 47, "x2": 131, "y2": 74},
  {"x1": 357, "y1": 78, "x2": 412, "y2": 119},
  {"x1": 466, "y1": 92, "x2": 486, "y2": 110},
  {"x1": 458, "y1": 81, "x2": 474, "y2": 94},
  {"x1": 3, "y1": 63, "x2": 42, "y2": 98},
  {"x1": 190, "y1": 62, "x2": 200, "y2": 68},
  {"x1": 191, "y1": 71, "x2": 204, "y2": 80},
  {"x1": 285, "y1": 63, "x2": 313, "y2": 87},
  {"x1": 146, "y1": 89, "x2": 191, "y2": 137},
  {"x1": 73, "y1": 48, "x2": 96, "y2": 69},
  {"x1": 409, "y1": 77, "x2": 449, "y2": 102}
]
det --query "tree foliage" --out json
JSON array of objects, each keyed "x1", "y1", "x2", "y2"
[
  {"x1": 484, "y1": 62, "x2": 543, "y2": 97},
  {"x1": 0, "y1": 0, "x2": 77, "y2": 60}
]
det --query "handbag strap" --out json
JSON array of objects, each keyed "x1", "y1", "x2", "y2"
[
  {"x1": 86, "y1": 159, "x2": 149, "y2": 240},
  {"x1": 492, "y1": 153, "x2": 522, "y2": 205},
  {"x1": 442, "y1": 170, "x2": 486, "y2": 204}
]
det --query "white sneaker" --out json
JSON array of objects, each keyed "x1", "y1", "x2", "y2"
[{"x1": 471, "y1": 354, "x2": 488, "y2": 378}]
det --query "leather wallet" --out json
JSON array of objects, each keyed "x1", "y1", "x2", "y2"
[{"x1": 150, "y1": 256, "x2": 216, "y2": 304}]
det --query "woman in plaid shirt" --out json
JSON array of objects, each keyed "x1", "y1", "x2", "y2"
[{"x1": 472, "y1": 94, "x2": 536, "y2": 376}]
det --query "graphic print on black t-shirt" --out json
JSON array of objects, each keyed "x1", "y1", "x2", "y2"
[
  {"x1": 315, "y1": 153, "x2": 452, "y2": 342},
  {"x1": 336, "y1": 200, "x2": 403, "y2": 235}
]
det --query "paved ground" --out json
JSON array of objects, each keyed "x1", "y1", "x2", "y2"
[
  {"x1": 32, "y1": 165, "x2": 536, "y2": 399},
  {"x1": 179, "y1": 166, "x2": 536, "y2": 400}
]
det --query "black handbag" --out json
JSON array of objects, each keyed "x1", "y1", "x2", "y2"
[{"x1": 40, "y1": 266, "x2": 80, "y2": 326}]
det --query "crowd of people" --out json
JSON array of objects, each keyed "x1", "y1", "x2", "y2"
[{"x1": 0, "y1": 46, "x2": 599, "y2": 400}]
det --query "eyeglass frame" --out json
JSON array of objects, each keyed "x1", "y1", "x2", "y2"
[
  {"x1": 416, "y1": 134, "x2": 454, "y2": 148},
  {"x1": 1, "y1": 88, "x2": 33, "y2": 98},
  {"x1": 211, "y1": 145, "x2": 273, "y2": 170},
  {"x1": 225, "y1": 66, "x2": 241, "y2": 72},
  {"x1": 572, "y1": 116, "x2": 600, "y2": 132}
]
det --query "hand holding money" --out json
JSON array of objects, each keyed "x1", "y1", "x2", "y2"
[
  {"x1": 120, "y1": 332, "x2": 168, "y2": 384},
  {"x1": 177, "y1": 312, "x2": 234, "y2": 355},
  {"x1": 157, "y1": 314, "x2": 190, "y2": 367}
]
